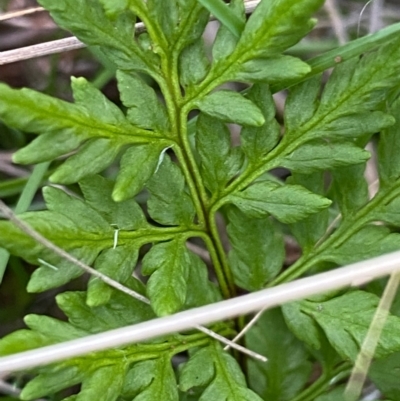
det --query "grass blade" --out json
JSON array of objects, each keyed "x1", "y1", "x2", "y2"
[
  {"x1": 345, "y1": 271, "x2": 400, "y2": 401},
  {"x1": 272, "y1": 21, "x2": 400, "y2": 92},
  {"x1": 0, "y1": 162, "x2": 50, "y2": 283},
  {"x1": 196, "y1": 0, "x2": 245, "y2": 38}
]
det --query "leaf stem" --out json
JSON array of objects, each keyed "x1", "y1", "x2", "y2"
[
  {"x1": 134, "y1": 3, "x2": 237, "y2": 300},
  {"x1": 173, "y1": 138, "x2": 235, "y2": 299},
  {"x1": 207, "y1": 213, "x2": 236, "y2": 296},
  {"x1": 174, "y1": 142, "x2": 208, "y2": 226},
  {"x1": 155, "y1": 38, "x2": 236, "y2": 299},
  {"x1": 121, "y1": 226, "x2": 205, "y2": 246},
  {"x1": 174, "y1": 105, "x2": 235, "y2": 300},
  {"x1": 88, "y1": 323, "x2": 234, "y2": 365},
  {"x1": 128, "y1": 1, "x2": 169, "y2": 52},
  {"x1": 211, "y1": 137, "x2": 302, "y2": 212}
]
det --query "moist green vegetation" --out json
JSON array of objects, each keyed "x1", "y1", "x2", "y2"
[{"x1": 2, "y1": 0, "x2": 400, "y2": 399}]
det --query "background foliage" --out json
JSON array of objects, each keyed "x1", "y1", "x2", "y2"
[{"x1": 2, "y1": 0, "x2": 400, "y2": 400}]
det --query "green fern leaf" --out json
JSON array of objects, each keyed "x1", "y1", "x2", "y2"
[
  {"x1": 246, "y1": 309, "x2": 312, "y2": 400},
  {"x1": 147, "y1": 155, "x2": 196, "y2": 226},
  {"x1": 180, "y1": 342, "x2": 263, "y2": 400},
  {"x1": 227, "y1": 207, "x2": 285, "y2": 290},
  {"x1": 196, "y1": 114, "x2": 244, "y2": 195},
  {"x1": 37, "y1": 0, "x2": 159, "y2": 75},
  {"x1": 117, "y1": 71, "x2": 170, "y2": 132},
  {"x1": 292, "y1": 291, "x2": 400, "y2": 360},
  {"x1": 227, "y1": 180, "x2": 331, "y2": 223},
  {"x1": 195, "y1": 90, "x2": 265, "y2": 127},
  {"x1": 142, "y1": 239, "x2": 190, "y2": 316}
]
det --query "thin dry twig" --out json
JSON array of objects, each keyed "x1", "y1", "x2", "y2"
[
  {"x1": 0, "y1": 160, "x2": 29, "y2": 177},
  {"x1": 224, "y1": 308, "x2": 265, "y2": 351},
  {"x1": 369, "y1": 0, "x2": 385, "y2": 33},
  {"x1": 361, "y1": 389, "x2": 382, "y2": 401},
  {"x1": 314, "y1": 212, "x2": 342, "y2": 248},
  {"x1": 324, "y1": 0, "x2": 349, "y2": 44},
  {"x1": 0, "y1": 379, "x2": 19, "y2": 397},
  {"x1": 0, "y1": 37, "x2": 86, "y2": 65},
  {"x1": 0, "y1": 7, "x2": 44, "y2": 22},
  {"x1": 0, "y1": 198, "x2": 150, "y2": 304},
  {"x1": 196, "y1": 324, "x2": 266, "y2": 361},
  {"x1": 357, "y1": 0, "x2": 377, "y2": 37},
  {"x1": 0, "y1": 378, "x2": 47, "y2": 401},
  {"x1": 186, "y1": 242, "x2": 211, "y2": 263},
  {"x1": 3, "y1": 249, "x2": 400, "y2": 373}
]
